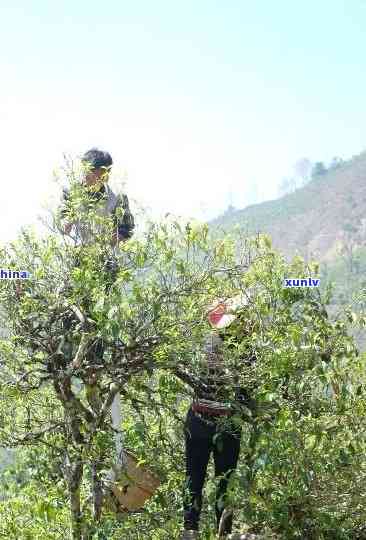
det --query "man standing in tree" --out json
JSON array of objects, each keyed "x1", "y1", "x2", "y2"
[
  {"x1": 59, "y1": 147, "x2": 135, "y2": 404},
  {"x1": 58, "y1": 146, "x2": 135, "y2": 306},
  {"x1": 15, "y1": 148, "x2": 135, "y2": 299}
]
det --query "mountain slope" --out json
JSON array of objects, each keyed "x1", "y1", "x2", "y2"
[{"x1": 211, "y1": 151, "x2": 366, "y2": 262}]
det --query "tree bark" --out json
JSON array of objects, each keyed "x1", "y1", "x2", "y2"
[
  {"x1": 85, "y1": 378, "x2": 104, "y2": 522},
  {"x1": 64, "y1": 455, "x2": 84, "y2": 540},
  {"x1": 91, "y1": 459, "x2": 103, "y2": 522},
  {"x1": 111, "y1": 392, "x2": 126, "y2": 471}
]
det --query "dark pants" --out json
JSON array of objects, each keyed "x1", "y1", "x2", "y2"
[{"x1": 183, "y1": 407, "x2": 242, "y2": 534}]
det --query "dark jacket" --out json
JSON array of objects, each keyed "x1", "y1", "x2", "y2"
[
  {"x1": 60, "y1": 183, "x2": 135, "y2": 243},
  {"x1": 194, "y1": 330, "x2": 255, "y2": 412}
]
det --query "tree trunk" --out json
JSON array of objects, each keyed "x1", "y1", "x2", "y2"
[
  {"x1": 111, "y1": 392, "x2": 126, "y2": 471},
  {"x1": 85, "y1": 378, "x2": 104, "y2": 521},
  {"x1": 65, "y1": 456, "x2": 84, "y2": 540},
  {"x1": 91, "y1": 459, "x2": 103, "y2": 522}
]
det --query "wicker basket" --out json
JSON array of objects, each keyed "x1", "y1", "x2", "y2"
[{"x1": 109, "y1": 451, "x2": 160, "y2": 512}]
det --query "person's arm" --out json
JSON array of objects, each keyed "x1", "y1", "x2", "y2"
[
  {"x1": 232, "y1": 354, "x2": 257, "y2": 415},
  {"x1": 112, "y1": 193, "x2": 135, "y2": 245},
  {"x1": 59, "y1": 187, "x2": 73, "y2": 234}
]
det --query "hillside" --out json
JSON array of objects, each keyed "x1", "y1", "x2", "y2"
[{"x1": 211, "y1": 151, "x2": 366, "y2": 263}]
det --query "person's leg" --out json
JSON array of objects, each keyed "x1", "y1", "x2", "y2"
[
  {"x1": 213, "y1": 420, "x2": 242, "y2": 535},
  {"x1": 183, "y1": 409, "x2": 214, "y2": 531}
]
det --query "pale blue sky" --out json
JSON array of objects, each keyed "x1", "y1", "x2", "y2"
[{"x1": 1, "y1": 1, "x2": 366, "y2": 241}]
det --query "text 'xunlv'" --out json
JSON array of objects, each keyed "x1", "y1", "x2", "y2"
[{"x1": 283, "y1": 278, "x2": 320, "y2": 288}]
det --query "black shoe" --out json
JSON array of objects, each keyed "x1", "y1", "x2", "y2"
[
  {"x1": 180, "y1": 530, "x2": 199, "y2": 539},
  {"x1": 226, "y1": 534, "x2": 258, "y2": 539}
]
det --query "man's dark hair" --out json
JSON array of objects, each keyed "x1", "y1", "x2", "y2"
[{"x1": 81, "y1": 148, "x2": 113, "y2": 170}]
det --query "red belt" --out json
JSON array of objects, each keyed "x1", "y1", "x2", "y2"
[{"x1": 191, "y1": 403, "x2": 231, "y2": 416}]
